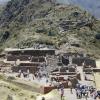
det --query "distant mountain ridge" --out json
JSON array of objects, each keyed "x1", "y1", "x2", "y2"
[
  {"x1": 57, "y1": 0, "x2": 100, "y2": 19},
  {"x1": 0, "y1": 0, "x2": 100, "y2": 18}
]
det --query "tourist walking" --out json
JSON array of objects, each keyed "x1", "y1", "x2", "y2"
[
  {"x1": 68, "y1": 79, "x2": 73, "y2": 94},
  {"x1": 76, "y1": 88, "x2": 82, "y2": 99},
  {"x1": 59, "y1": 83, "x2": 64, "y2": 100},
  {"x1": 60, "y1": 87, "x2": 64, "y2": 100}
]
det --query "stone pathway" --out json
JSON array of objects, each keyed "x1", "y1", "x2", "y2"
[
  {"x1": 63, "y1": 89, "x2": 94, "y2": 100},
  {"x1": 36, "y1": 89, "x2": 94, "y2": 100}
]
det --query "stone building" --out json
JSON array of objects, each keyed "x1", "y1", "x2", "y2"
[{"x1": 4, "y1": 48, "x2": 55, "y2": 73}]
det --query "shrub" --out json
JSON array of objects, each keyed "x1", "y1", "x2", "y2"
[
  {"x1": 7, "y1": 76, "x2": 15, "y2": 81},
  {"x1": 11, "y1": 87, "x2": 19, "y2": 92},
  {"x1": 0, "y1": 74, "x2": 4, "y2": 80},
  {"x1": 2, "y1": 31, "x2": 10, "y2": 40},
  {"x1": 30, "y1": 95, "x2": 36, "y2": 99},
  {"x1": 35, "y1": 37, "x2": 54, "y2": 45},
  {"x1": 95, "y1": 33, "x2": 100, "y2": 39},
  {"x1": 36, "y1": 28, "x2": 47, "y2": 33},
  {"x1": 48, "y1": 27, "x2": 58, "y2": 36},
  {"x1": 58, "y1": 38, "x2": 67, "y2": 46},
  {"x1": 0, "y1": 48, "x2": 3, "y2": 53}
]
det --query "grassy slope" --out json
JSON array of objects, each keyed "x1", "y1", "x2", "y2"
[
  {"x1": 0, "y1": 73, "x2": 64, "y2": 100},
  {"x1": 0, "y1": 74, "x2": 40, "y2": 100}
]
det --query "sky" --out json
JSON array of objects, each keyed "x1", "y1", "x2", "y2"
[{"x1": 0, "y1": 0, "x2": 10, "y2": 4}]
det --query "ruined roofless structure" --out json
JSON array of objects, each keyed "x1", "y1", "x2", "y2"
[
  {"x1": 61, "y1": 52, "x2": 96, "y2": 68},
  {"x1": 4, "y1": 48, "x2": 55, "y2": 73}
]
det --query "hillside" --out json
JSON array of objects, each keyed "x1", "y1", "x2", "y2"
[
  {"x1": 57, "y1": 0, "x2": 100, "y2": 19},
  {"x1": 0, "y1": 0, "x2": 100, "y2": 58}
]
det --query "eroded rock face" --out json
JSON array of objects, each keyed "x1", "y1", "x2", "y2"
[{"x1": 0, "y1": 0, "x2": 55, "y2": 26}]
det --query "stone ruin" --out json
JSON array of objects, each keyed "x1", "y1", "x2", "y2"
[{"x1": 0, "y1": 48, "x2": 98, "y2": 94}]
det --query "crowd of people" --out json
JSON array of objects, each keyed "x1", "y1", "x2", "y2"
[
  {"x1": 75, "y1": 83, "x2": 100, "y2": 100},
  {"x1": 56, "y1": 81, "x2": 100, "y2": 100}
]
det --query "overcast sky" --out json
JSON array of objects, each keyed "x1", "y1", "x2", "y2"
[{"x1": 0, "y1": 0, "x2": 10, "y2": 4}]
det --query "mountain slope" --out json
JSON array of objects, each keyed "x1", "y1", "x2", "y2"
[
  {"x1": 57, "y1": 0, "x2": 100, "y2": 19},
  {"x1": 0, "y1": 0, "x2": 100, "y2": 58}
]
